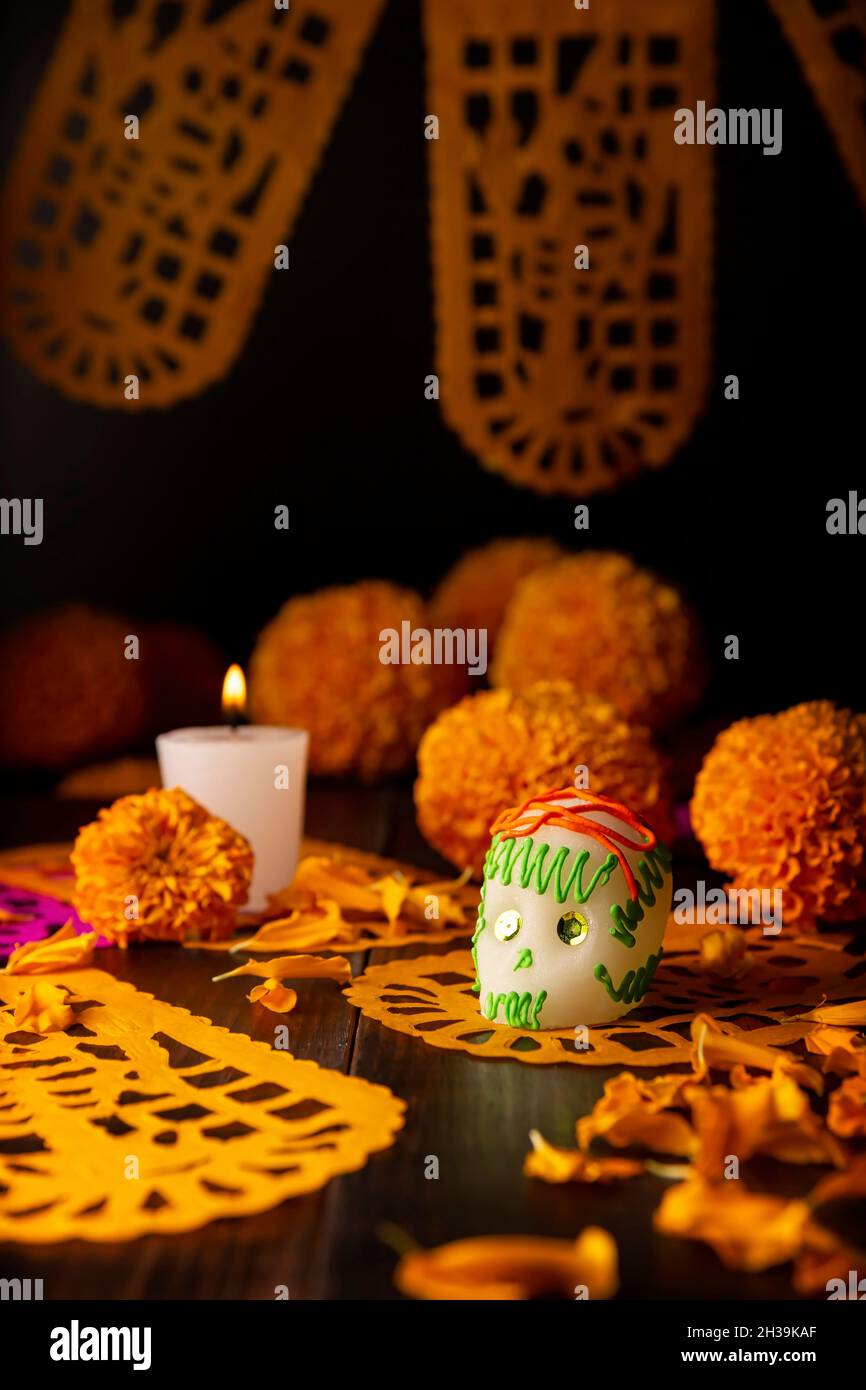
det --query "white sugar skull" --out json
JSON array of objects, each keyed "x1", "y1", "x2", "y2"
[{"x1": 472, "y1": 788, "x2": 672, "y2": 1029}]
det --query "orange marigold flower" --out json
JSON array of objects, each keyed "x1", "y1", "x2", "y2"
[
  {"x1": 691, "y1": 702, "x2": 866, "y2": 929},
  {"x1": 0, "y1": 605, "x2": 146, "y2": 770},
  {"x1": 430, "y1": 537, "x2": 563, "y2": 652},
  {"x1": 71, "y1": 787, "x2": 253, "y2": 945},
  {"x1": 249, "y1": 582, "x2": 468, "y2": 780},
  {"x1": 492, "y1": 552, "x2": 704, "y2": 730},
  {"x1": 414, "y1": 681, "x2": 674, "y2": 875}
]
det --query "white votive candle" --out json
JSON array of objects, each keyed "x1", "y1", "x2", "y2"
[{"x1": 156, "y1": 725, "x2": 308, "y2": 913}]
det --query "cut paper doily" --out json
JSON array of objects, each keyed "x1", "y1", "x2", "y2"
[
  {"x1": 424, "y1": 0, "x2": 714, "y2": 497},
  {"x1": 0, "y1": 0, "x2": 385, "y2": 407},
  {"x1": 0, "y1": 966, "x2": 404, "y2": 1242},
  {"x1": 344, "y1": 928, "x2": 866, "y2": 1068},
  {"x1": 766, "y1": 0, "x2": 866, "y2": 214},
  {"x1": 0, "y1": 840, "x2": 474, "y2": 952}
]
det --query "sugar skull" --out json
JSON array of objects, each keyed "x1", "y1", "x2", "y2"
[{"x1": 472, "y1": 787, "x2": 672, "y2": 1029}]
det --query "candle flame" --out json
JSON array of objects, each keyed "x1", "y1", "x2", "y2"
[{"x1": 222, "y1": 664, "x2": 247, "y2": 720}]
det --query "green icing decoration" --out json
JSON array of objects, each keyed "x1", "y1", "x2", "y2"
[
  {"x1": 513, "y1": 948, "x2": 533, "y2": 971},
  {"x1": 482, "y1": 989, "x2": 547, "y2": 1029},
  {"x1": 594, "y1": 948, "x2": 663, "y2": 1004},
  {"x1": 608, "y1": 843, "x2": 671, "y2": 948},
  {"x1": 470, "y1": 871, "x2": 489, "y2": 993},
  {"x1": 484, "y1": 833, "x2": 619, "y2": 905}
]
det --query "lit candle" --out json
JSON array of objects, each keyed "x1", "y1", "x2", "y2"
[{"x1": 156, "y1": 665, "x2": 309, "y2": 913}]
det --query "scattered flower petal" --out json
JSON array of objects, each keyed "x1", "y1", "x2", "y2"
[
  {"x1": 3, "y1": 919, "x2": 96, "y2": 975},
  {"x1": 797, "y1": 999, "x2": 866, "y2": 1027},
  {"x1": 792, "y1": 1245, "x2": 866, "y2": 1296},
  {"x1": 576, "y1": 1073, "x2": 696, "y2": 1158},
  {"x1": 213, "y1": 953, "x2": 351, "y2": 985},
  {"x1": 233, "y1": 900, "x2": 345, "y2": 953},
  {"x1": 7, "y1": 981, "x2": 74, "y2": 1034},
  {"x1": 653, "y1": 1176, "x2": 836, "y2": 1272},
  {"x1": 810, "y1": 1154, "x2": 866, "y2": 1208},
  {"x1": 395, "y1": 1227, "x2": 618, "y2": 1300},
  {"x1": 247, "y1": 980, "x2": 298, "y2": 1014},
  {"x1": 827, "y1": 1076, "x2": 866, "y2": 1138},
  {"x1": 691, "y1": 1013, "x2": 823, "y2": 1094},
  {"x1": 804, "y1": 1025, "x2": 866, "y2": 1076},
  {"x1": 687, "y1": 1067, "x2": 847, "y2": 1177},
  {"x1": 524, "y1": 1130, "x2": 642, "y2": 1184},
  {"x1": 700, "y1": 927, "x2": 753, "y2": 978}
]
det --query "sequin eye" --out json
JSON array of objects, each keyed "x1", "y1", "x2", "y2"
[
  {"x1": 494, "y1": 909, "x2": 522, "y2": 942},
  {"x1": 557, "y1": 910, "x2": 589, "y2": 946}
]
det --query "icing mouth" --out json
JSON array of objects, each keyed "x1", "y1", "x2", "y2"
[{"x1": 481, "y1": 988, "x2": 548, "y2": 1029}]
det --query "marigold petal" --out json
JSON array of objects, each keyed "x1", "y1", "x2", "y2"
[
  {"x1": 827, "y1": 1076, "x2": 866, "y2": 1138},
  {"x1": 4, "y1": 920, "x2": 97, "y2": 975},
  {"x1": 524, "y1": 1130, "x2": 643, "y2": 1184},
  {"x1": 690, "y1": 1014, "x2": 823, "y2": 1094},
  {"x1": 10, "y1": 981, "x2": 75, "y2": 1034},
  {"x1": 395, "y1": 1228, "x2": 618, "y2": 1301},
  {"x1": 214, "y1": 953, "x2": 351, "y2": 985},
  {"x1": 576, "y1": 1073, "x2": 696, "y2": 1158},
  {"x1": 247, "y1": 980, "x2": 298, "y2": 1014},
  {"x1": 653, "y1": 1177, "x2": 819, "y2": 1272}
]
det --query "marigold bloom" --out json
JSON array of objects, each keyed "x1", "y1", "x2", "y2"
[
  {"x1": 430, "y1": 537, "x2": 563, "y2": 651},
  {"x1": 691, "y1": 702, "x2": 866, "y2": 928},
  {"x1": 492, "y1": 552, "x2": 704, "y2": 730},
  {"x1": 0, "y1": 606, "x2": 146, "y2": 769},
  {"x1": 249, "y1": 582, "x2": 467, "y2": 780},
  {"x1": 415, "y1": 681, "x2": 674, "y2": 875},
  {"x1": 71, "y1": 787, "x2": 252, "y2": 945}
]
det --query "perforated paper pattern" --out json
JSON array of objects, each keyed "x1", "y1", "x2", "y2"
[
  {"x1": 0, "y1": 966, "x2": 404, "y2": 1242},
  {"x1": 344, "y1": 929, "x2": 865, "y2": 1067},
  {"x1": 0, "y1": 0, "x2": 385, "y2": 407},
  {"x1": 767, "y1": 0, "x2": 866, "y2": 213},
  {"x1": 424, "y1": 0, "x2": 714, "y2": 497}
]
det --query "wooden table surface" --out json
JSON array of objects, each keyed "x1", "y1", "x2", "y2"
[{"x1": 0, "y1": 783, "x2": 837, "y2": 1301}]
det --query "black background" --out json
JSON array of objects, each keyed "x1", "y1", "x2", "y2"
[{"x1": 1, "y1": 0, "x2": 863, "y2": 720}]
